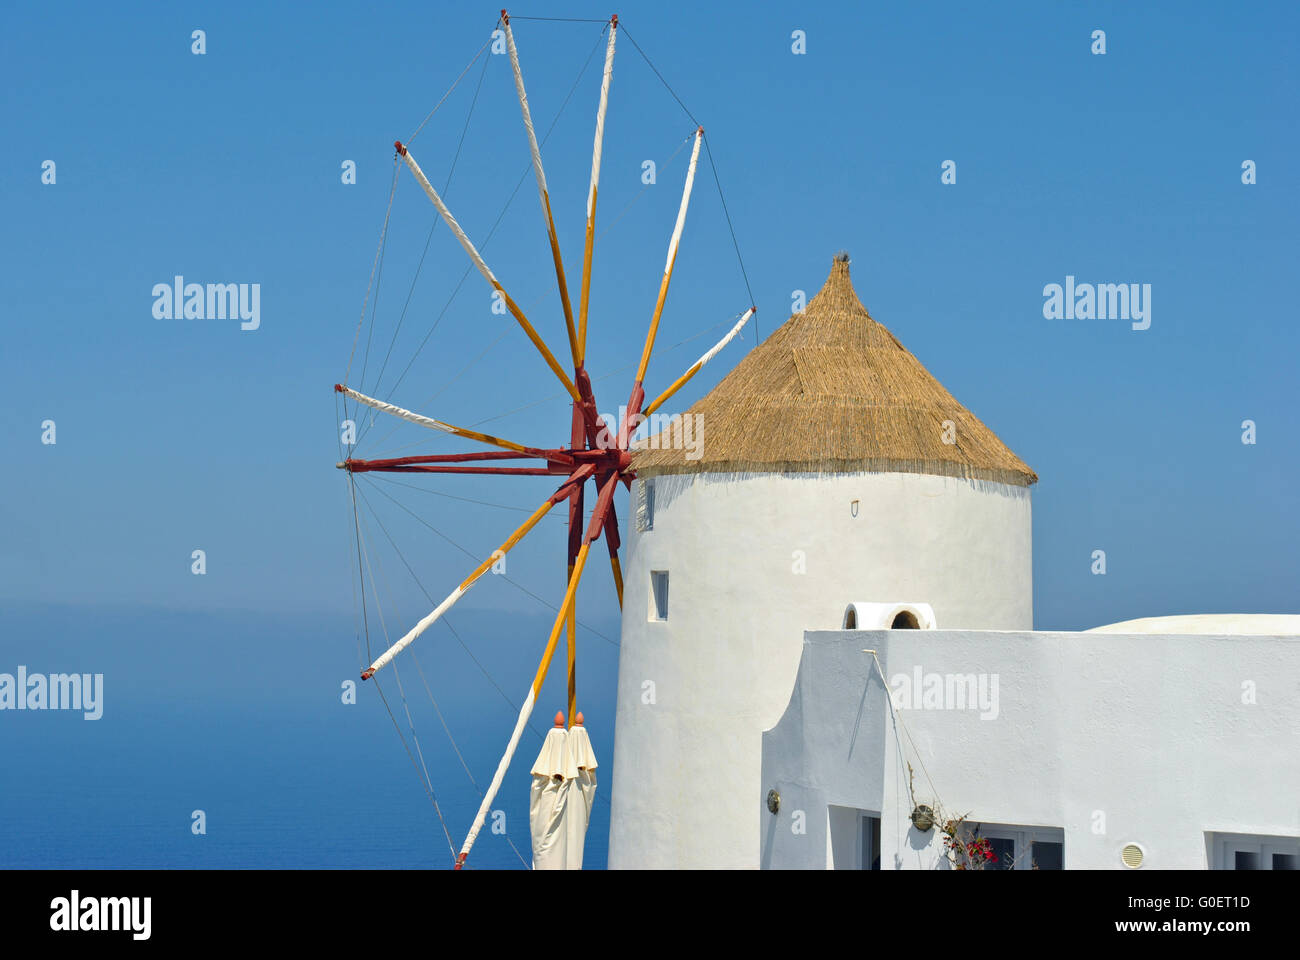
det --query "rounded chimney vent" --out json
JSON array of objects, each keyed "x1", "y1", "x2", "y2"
[{"x1": 842, "y1": 602, "x2": 937, "y2": 630}]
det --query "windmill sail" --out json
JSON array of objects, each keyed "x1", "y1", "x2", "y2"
[{"x1": 336, "y1": 11, "x2": 753, "y2": 870}]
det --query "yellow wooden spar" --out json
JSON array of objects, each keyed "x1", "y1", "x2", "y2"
[
  {"x1": 456, "y1": 540, "x2": 592, "y2": 867},
  {"x1": 535, "y1": 542, "x2": 591, "y2": 699},
  {"x1": 457, "y1": 502, "x2": 554, "y2": 594},
  {"x1": 634, "y1": 128, "x2": 704, "y2": 385},
  {"x1": 360, "y1": 493, "x2": 565, "y2": 680},
  {"x1": 335, "y1": 384, "x2": 544, "y2": 457},
  {"x1": 643, "y1": 306, "x2": 756, "y2": 416},
  {"x1": 503, "y1": 15, "x2": 581, "y2": 368},
  {"x1": 394, "y1": 142, "x2": 581, "y2": 403},
  {"x1": 577, "y1": 17, "x2": 618, "y2": 364},
  {"x1": 608, "y1": 552, "x2": 624, "y2": 607}
]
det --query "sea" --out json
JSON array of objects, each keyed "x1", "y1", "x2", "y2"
[{"x1": 0, "y1": 603, "x2": 619, "y2": 870}]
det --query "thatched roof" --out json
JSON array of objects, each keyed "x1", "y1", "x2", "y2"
[{"x1": 631, "y1": 254, "x2": 1037, "y2": 486}]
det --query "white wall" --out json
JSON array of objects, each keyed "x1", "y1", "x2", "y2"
[
  {"x1": 608, "y1": 470, "x2": 1033, "y2": 869},
  {"x1": 761, "y1": 629, "x2": 1300, "y2": 869}
]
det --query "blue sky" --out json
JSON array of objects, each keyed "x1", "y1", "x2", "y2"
[{"x1": 1, "y1": 1, "x2": 1296, "y2": 866}]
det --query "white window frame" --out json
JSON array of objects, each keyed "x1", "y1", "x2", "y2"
[
  {"x1": 825, "y1": 805, "x2": 879, "y2": 869},
  {"x1": 967, "y1": 823, "x2": 1065, "y2": 871},
  {"x1": 635, "y1": 478, "x2": 655, "y2": 532},
  {"x1": 859, "y1": 812, "x2": 881, "y2": 870},
  {"x1": 1209, "y1": 832, "x2": 1300, "y2": 870},
  {"x1": 648, "y1": 570, "x2": 669, "y2": 622}
]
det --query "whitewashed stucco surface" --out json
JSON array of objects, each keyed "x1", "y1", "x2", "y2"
[
  {"x1": 761, "y1": 629, "x2": 1300, "y2": 869},
  {"x1": 608, "y1": 470, "x2": 1033, "y2": 869},
  {"x1": 1088, "y1": 614, "x2": 1300, "y2": 636}
]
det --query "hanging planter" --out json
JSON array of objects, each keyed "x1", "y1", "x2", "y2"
[{"x1": 910, "y1": 804, "x2": 935, "y2": 832}]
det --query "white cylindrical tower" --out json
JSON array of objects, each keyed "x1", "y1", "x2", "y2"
[{"x1": 608, "y1": 255, "x2": 1037, "y2": 868}]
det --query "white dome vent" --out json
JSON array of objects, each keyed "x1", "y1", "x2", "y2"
[{"x1": 842, "y1": 602, "x2": 937, "y2": 631}]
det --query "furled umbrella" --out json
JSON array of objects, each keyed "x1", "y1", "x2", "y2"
[
  {"x1": 529, "y1": 711, "x2": 575, "y2": 869},
  {"x1": 563, "y1": 712, "x2": 598, "y2": 870}
]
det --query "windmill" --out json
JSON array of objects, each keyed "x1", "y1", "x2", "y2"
[{"x1": 333, "y1": 12, "x2": 754, "y2": 868}]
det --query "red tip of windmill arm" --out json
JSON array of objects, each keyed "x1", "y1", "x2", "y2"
[
  {"x1": 361, "y1": 669, "x2": 374, "y2": 681},
  {"x1": 697, "y1": 125, "x2": 705, "y2": 136},
  {"x1": 454, "y1": 853, "x2": 467, "y2": 870},
  {"x1": 611, "y1": 14, "x2": 618, "y2": 26},
  {"x1": 394, "y1": 141, "x2": 407, "y2": 157},
  {"x1": 334, "y1": 383, "x2": 345, "y2": 393},
  {"x1": 501, "y1": 9, "x2": 508, "y2": 22}
]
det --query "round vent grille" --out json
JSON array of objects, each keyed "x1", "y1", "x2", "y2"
[{"x1": 1121, "y1": 843, "x2": 1145, "y2": 868}]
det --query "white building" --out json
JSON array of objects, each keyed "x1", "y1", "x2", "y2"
[
  {"x1": 761, "y1": 617, "x2": 1300, "y2": 870},
  {"x1": 607, "y1": 255, "x2": 1299, "y2": 870},
  {"x1": 609, "y1": 255, "x2": 1039, "y2": 868}
]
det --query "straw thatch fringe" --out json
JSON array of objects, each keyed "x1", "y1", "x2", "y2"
[
  {"x1": 635, "y1": 458, "x2": 1033, "y2": 488},
  {"x1": 632, "y1": 256, "x2": 1037, "y2": 486},
  {"x1": 643, "y1": 469, "x2": 1032, "y2": 519}
]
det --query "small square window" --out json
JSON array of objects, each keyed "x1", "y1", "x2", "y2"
[{"x1": 649, "y1": 570, "x2": 669, "y2": 621}]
